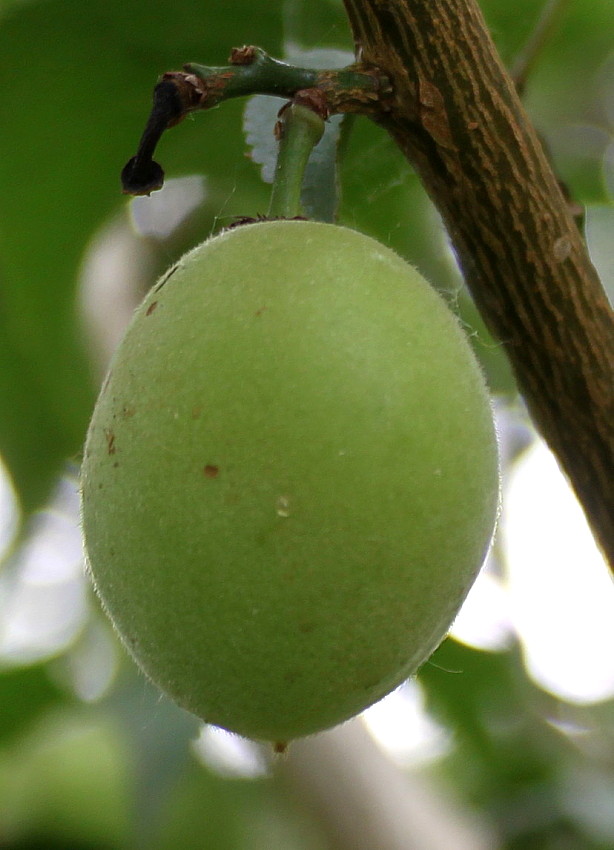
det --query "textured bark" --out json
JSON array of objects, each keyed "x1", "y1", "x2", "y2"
[{"x1": 342, "y1": 0, "x2": 614, "y2": 566}]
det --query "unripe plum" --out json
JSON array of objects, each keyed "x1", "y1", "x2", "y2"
[{"x1": 81, "y1": 220, "x2": 499, "y2": 744}]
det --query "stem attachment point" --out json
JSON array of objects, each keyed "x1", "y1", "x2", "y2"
[{"x1": 268, "y1": 97, "x2": 326, "y2": 220}]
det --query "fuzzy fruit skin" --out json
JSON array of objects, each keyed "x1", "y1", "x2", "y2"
[{"x1": 81, "y1": 220, "x2": 498, "y2": 743}]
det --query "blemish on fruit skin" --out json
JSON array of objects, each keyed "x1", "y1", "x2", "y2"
[
  {"x1": 104, "y1": 429, "x2": 116, "y2": 455},
  {"x1": 254, "y1": 306, "x2": 267, "y2": 317},
  {"x1": 191, "y1": 405, "x2": 202, "y2": 419},
  {"x1": 152, "y1": 262, "x2": 179, "y2": 293},
  {"x1": 146, "y1": 301, "x2": 159, "y2": 316},
  {"x1": 276, "y1": 495, "x2": 291, "y2": 517},
  {"x1": 121, "y1": 405, "x2": 136, "y2": 419},
  {"x1": 203, "y1": 464, "x2": 219, "y2": 478},
  {"x1": 273, "y1": 741, "x2": 288, "y2": 755}
]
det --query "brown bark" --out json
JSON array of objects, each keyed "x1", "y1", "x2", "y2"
[{"x1": 342, "y1": 0, "x2": 614, "y2": 566}]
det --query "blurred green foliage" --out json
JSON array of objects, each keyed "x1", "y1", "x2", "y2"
[{"x1": 0, "y1": 0, "x2": 612, "y2": 848}]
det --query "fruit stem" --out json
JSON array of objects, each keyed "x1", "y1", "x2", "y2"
[
  {"x1": 120, "y1": 47, "x2": 390, "y2": 196},
  {"x1": 267, "y1": 100, "x2": 325, "y2": 219}
]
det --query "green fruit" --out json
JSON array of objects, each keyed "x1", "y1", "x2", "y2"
[{"x1": 81, "y1": 220, "x2": 499, "y2": 744}]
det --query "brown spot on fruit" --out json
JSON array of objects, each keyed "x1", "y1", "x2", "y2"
[
  {"x1": 203, "y1": 464, "x2": 219, "y2": 478},
  {"x1": 146, "y1": 301, "x2": 159, "y2": 316},
  {"x1": 104, "y1": 429, "x2": 116, "y2": 455}
]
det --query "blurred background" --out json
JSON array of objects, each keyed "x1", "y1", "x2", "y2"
[{"x1": 0, "y1": 0, "x2": 613, "y2": 847}]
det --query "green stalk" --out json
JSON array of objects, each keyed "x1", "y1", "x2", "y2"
[
  {"x1": 185, "y1": 47, "x2": 388, "y2": 113},
  {"x1": 267, "y1": 103, "x2": 325, "y2": 219},
  {"x1": 122, "y1": 46, "x2": 389, "y2": 195}
]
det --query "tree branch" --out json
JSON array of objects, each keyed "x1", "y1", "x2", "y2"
[
  {"x1": 342, "y1": 0, "x2": 614, "y2": 566},
  {"x1": 278, "y1": 720, "x2": 496, "y2": 850}
]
